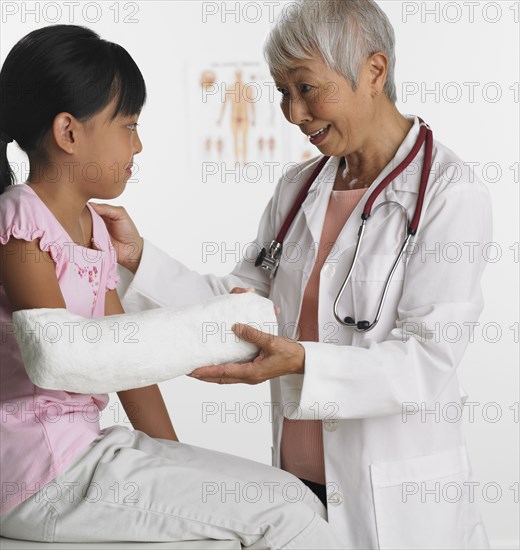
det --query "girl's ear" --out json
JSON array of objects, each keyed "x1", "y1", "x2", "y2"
[{"x1": 51, "y1": 112, "x2": 78, "y2": 154}]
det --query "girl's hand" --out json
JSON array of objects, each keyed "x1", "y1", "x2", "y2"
[
  {"x1": 188, "y1": 323, "x2": 304, "y2": 385},
  {"x1": 230, "y1": 287, "x2": 280, "y2": 316},
  {"x1": 88, "y1": 203, "x2": 144, "y2": 274}
]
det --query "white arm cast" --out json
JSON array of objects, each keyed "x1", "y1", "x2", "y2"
[{"x1": 11, "y1": 292, "x2": 277, "y2": 394}]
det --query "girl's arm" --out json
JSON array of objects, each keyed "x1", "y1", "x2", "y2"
[
  {"x1": 105, "y1": 289, "x2": 178, "y2": 442},
  {"x1": 0, "y1": 238, "x2": 178, "y2": 441},
  {"x1": 0, "y1": 238, "x2": 66, "y2": 310}
]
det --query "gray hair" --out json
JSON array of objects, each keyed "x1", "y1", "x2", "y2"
[{"x1": 263, "y1": 0, "x2": 397, "y2": 103}]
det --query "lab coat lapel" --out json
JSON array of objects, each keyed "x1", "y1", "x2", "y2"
[
  {"x1": 277, "y1": 158, "x2": 337, "y2": 332},
  {"x1": 300, "y1": 157, "x2": 337, "y2": 246}
]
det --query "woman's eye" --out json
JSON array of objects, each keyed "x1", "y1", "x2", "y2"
[{"x1": 276, "y1": 85, "x2": 312, "y2": 100}]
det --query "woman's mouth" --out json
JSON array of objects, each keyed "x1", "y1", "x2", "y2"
[{"x1": 309, "y1": 125, "x2": 331, "y2": 145}]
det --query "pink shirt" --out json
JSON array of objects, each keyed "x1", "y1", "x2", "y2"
[
  {"x1": 280, "y1": 187, "x2": 368, "y2": 485},
  {"x1": 0, "y1": 183, "x2": 120, "y2": 516}
]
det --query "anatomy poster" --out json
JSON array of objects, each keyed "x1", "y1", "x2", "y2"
[{"x1": 186, "y1": 61, "x2": 316, "y2": 185}]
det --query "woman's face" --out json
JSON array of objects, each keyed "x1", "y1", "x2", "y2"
[{"x1": 274, "y1": 56, "x2": 376, "y2": 157}]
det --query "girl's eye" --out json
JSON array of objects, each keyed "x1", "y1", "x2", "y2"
[{"x1": 126, "y1": 122, "x2": 139, "y2": 132}]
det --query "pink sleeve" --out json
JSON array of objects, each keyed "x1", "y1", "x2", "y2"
[{"x1": 0, "y1": 187, "x2": 63, "y2": 265}]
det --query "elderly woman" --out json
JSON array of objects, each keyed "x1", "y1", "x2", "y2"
[{"x1": 94, "y1": 0, "x2": 491, "y2": 548}]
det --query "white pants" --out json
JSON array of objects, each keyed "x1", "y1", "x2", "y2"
[{"x1": 0, "y1": 426, "x2": 342, "y2": 549}]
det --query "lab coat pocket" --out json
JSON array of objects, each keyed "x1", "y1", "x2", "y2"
[{"x1": 370, "y1": 446, "x2": 470, "y2": 550}]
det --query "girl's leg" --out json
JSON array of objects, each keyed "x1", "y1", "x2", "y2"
[
  {"x1": 0, "y1": 489, "x2": 57, "y2": 542},
  {"x1": 2, "y1": 426, "x2": 342, "y2": 549}
]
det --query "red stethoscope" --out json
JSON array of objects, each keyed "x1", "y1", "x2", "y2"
[{"x1": 255, "y1": 118, "x2": 433, "y2": 332}]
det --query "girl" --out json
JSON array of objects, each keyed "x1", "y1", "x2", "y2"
[{"x1": 0, "y1": 25, "x2": 342, "y2": 548}]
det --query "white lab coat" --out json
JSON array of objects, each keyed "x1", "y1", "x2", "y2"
[{"x1": 117, "y1": 115, "x2": 491, "y2": 549}]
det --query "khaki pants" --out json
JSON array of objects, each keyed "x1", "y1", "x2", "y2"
[{"x1": 0, "y1": 425, "x2": 342, "y2": 549}]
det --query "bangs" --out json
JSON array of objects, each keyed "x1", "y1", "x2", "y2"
[
  {"x1": 263, "y1": 0, "x2": 397, "y2": 103},
  {"x1": 105, "y1": 42, "x2": 147, "y2": 119},
  {"x1": 264, "y1": 18, "x2": 318, "y2": 82}
]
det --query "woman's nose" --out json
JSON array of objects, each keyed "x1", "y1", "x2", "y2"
[{"x1": 289, "y1": 96, "x2": 312, "y2": 125}]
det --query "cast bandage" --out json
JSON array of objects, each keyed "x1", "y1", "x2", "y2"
[{"x1": 11, "y1": 292, "x2": 278, "y2": 394}]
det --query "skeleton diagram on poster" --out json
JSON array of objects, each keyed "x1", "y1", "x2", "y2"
[{"x1": 192, "y1": 62, "x2": 316, "y2": 185}]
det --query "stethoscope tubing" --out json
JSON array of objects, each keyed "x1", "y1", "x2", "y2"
[
  {"x1": 334, "y1": 119, "x2": 433, "y2": 330},
  {"x1": 256, "y1": 117, "x2": 434, "y2": 332}
]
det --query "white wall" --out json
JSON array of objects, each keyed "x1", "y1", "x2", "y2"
[{"x1": 2, "y1": 1, "x2": 518, "y2": 547}]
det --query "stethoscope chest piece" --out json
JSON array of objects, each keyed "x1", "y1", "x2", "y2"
[{"x1": 255, "y1": 240, "x2": 283, "y2": 279}]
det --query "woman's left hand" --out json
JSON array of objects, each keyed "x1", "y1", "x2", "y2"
[{"x1": 188, "y1": 324, "x2": 305, "y2": 385}]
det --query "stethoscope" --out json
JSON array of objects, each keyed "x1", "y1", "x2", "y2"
[{"x1": 255, "y1": 118, "x2": 433, "y2": 332}]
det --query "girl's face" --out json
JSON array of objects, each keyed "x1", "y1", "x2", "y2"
[
  {"x1": 75, "y1": 97, "x2": 143, "y2": 200},
  {"x1": 274, "y1": 56, "x2": 375, "y2": 157}
]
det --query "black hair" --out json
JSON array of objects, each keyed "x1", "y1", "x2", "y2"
[{"x1": 0, "y1": 24, "x2": 146, "y2": 194}]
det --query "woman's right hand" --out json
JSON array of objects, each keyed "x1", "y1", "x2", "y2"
[{"x1": 88, "y1": 202, "x2": 144, "y2": 274}]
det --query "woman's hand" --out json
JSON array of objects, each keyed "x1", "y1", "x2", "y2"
[
  {"x1": 188, "y1": 323, "x2": 305, "y2": 385},
  {"x1": 88, "y1": 203, "x2": 144, "y2": 274}
]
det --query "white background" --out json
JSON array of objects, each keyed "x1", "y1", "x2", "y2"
[{"x1": 1, "y1": 1, "x2": 518, "y2": 547}]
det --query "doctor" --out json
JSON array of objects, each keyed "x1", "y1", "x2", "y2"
[{"x1": 92, "y1": 0, "x2": 492, "y2": 548}]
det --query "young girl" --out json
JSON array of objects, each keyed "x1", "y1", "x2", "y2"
[{"x1": 0, "y1": 25, "x2": 342, "y2": 548}]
